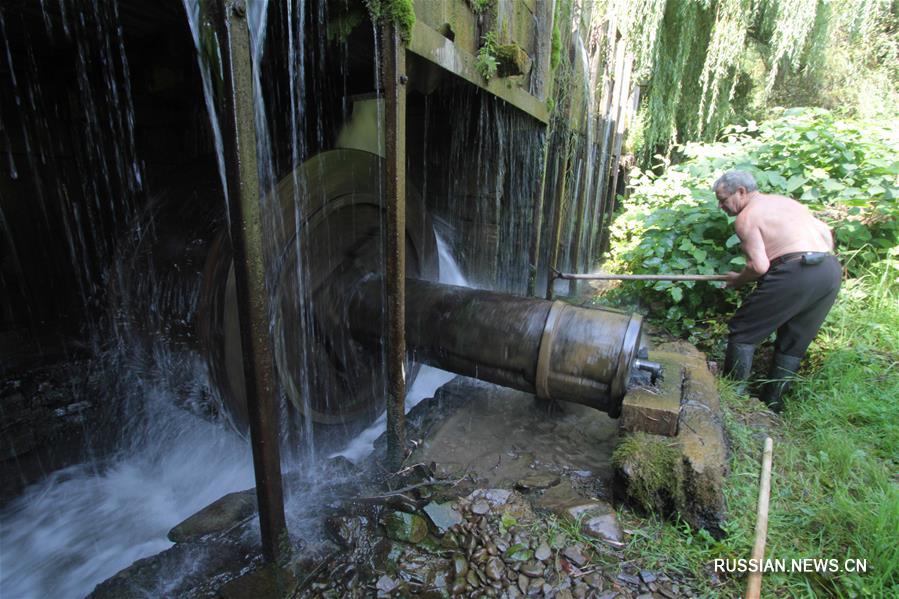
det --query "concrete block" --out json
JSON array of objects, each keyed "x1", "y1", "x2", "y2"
[
  {"x1": 615, "y1": 343, "x2": 728, "y2": 537},
  {"x1": 678, "y1": 400, "x2": 728, "y2": 535},
  {"x1": 619, "y1": 357, "x2": 683, "y2": 436}
]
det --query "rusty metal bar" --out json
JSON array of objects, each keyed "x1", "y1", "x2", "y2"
[
  {"x1": 527, "y1": 139, "x2": 550, "y2": 297},
  {"x1": 381, "y1": 22, "x2": 407, "y2": 472},
  {"x1": 215, "y1": 0, "x2": 287, "y2": 563},
  {"x1": 552, "y1": 269, "x2": 728, "y2": 282},
  {"x1": 544, "y1": 128, "x2": 572, "y2": 300},
  {"x1": 568, "y1": 114, "x2": 591, "y2": 297}
]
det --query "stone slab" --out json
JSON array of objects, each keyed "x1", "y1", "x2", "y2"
[
  {"x1": 168, "y1": 489, "x2": 256, "y2": 543},
  {"x1": 217, "y1": 564, "x2": 297, "y2": 599}
]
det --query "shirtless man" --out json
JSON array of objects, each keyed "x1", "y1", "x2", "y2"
[{"x1": 714, "y1": 171, "x2": 841, "y2": 411}]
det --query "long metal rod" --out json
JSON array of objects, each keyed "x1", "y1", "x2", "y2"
[
  {"x1": 216, "y1": 0, "x2": 287, "y2": 563},
  {"x1": 553, "y1": 269, "x2": 727, "y2": 282},
  {"x1": 381, "y1": 22, "x2": 407, "y2": 472}
]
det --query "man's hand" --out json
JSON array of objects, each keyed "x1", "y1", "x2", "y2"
[{"x1": 725, "y1": 271, "x2": 743, "y2": 289}]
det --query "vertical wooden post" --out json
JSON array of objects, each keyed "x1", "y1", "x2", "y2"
[
  {"x1": 585, "y1": 20, "x2": 613, "y2": 267},
  {"x1": 381, "y1": 22, "x2": 407, "y2": 472},
  {"x1": 568, "y1": 111, "x2": 590, "y2": 296},
  {"x1": 606, "y1": 53, "x2": 634, "y2": 217},
  {"x1": 596, "y1": 39, "x2": 630, "y2": 258},
  {"x1": 746, "y1": 437, "x2": 774, "y2": 599},
  {"x1": 214, "y1": 0, "x2": 288, "y2": 564}
]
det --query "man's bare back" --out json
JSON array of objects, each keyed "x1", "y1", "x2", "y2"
[{"x1": 736, "y1": 193, "x2": 833, "y2": 260}]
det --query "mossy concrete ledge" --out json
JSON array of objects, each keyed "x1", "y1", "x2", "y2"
[{"x1": 614, "y1": 342, "x2": 729, "y2": 537}]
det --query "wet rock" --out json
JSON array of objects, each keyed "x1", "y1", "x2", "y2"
[
  {"x1": 555, "y1": 589, "x2": 574, "y2": 599},
  {"x1": 562, "y1": 546, "x2": 589, "y2": 568},
  {"x1": 520, "y1": 561, "x2": 543, "y2": 577},
  {"x1": 585, "y1": 573, "x2": 604, "y2": 590},
  {"x1": 504, "y1": 543, "x2": 532, "y2": 562},
  {"x1": 325, "y1": 455, "x2": 358, "y2": 476},
  {"x1": 376, "y1": 574, "x2": 398, "y2": 594},
  {"x1": 471, "y1": 500, "x2": 491, "y2": 515},
  {"x1": 514, "y1": 472, "x2": 560, "y2": 491},
  {"x1": 167, "y1": 489, "x2": 256, "y2": 543},
  {"x1": 423, "y1": 501, "x2": 463, "y2": 533},
  {"x1": 88, "y1": 532, "x2": 258, "y2": 599},
  {"x1": 518, "y1": 573, "x2": 529, "y2": 593},
  {"x1": 581, "y1": 512, "x2": 623, "y2": 545},
  {"x1": 617, "y1": 572, "x2": 641, "y2": 586},
  {"x1": 534, "y1": 542, "x2": 551, "y2": 562},
  {"x1": 468, "y1": 488, "x2": 512, "y2": 507},
  {"x1": 657, "y1": 584, "x2": 677, "y2": 598},
  {"x1": 218, "y1": 565, "x2": 296, "y2": 599},
  {"x1": 325, "y1": 514, "x2": 373, "y2": 549},
  {"x1": 453, "y1": 555, "x2": 469, "y2": 578},
  {"x1": 640, "y1": 570, "x2": 656, "y2": 584},
  {"x1": 395, "y1": 551, "x2": 451, "y2": 588},
  {"x1": 432, "y1": 461, "x2": 467, "y2": 479},
  {"x1": 465, "y1": 568, "x2": 481, "y2": 588},
  {"x1": 383, "y1": 511, "x2": 429, "y2": 544},
  {"x1": 486, "y1": 557, "x2": 505, "y2": 581}
]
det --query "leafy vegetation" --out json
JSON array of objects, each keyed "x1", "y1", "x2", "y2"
[
  {"x1": 602, "y1": 108, "x2": 898, "y2": 337},
  {"x1": 620, "y1": 260, "x2": 899, "y2": 597},
  {"x1": 364, "y1": 0, "x2": 415, "y2": 42},
  {"x1": 605, "y1": 0, "x2": 898, "y2": 165},
  {"x1": 475, "y1": 31, "x2": 499, "y2": 80},
  {"x1": 469, "y1": 0, "x2": 495, "y2": 15}
]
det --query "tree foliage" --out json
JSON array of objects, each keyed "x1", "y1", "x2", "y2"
[{"x1": 604, "y1": 0, "x2": 898, "y2": 166}]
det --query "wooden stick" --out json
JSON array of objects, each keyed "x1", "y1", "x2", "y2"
[
  {"x1": 746, "y1": 437, "x2": 774, "y2": 599},
  {"x1": 552, "y1": 269, "x2": 728, "y2": 282}
]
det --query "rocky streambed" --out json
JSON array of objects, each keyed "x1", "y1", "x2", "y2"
[
  {"x1": 296, "y1": 468, "x2": 699, "y2": 598},
  {"x1": 88, "y1": 376, "x2": 716, "y2": 598}
]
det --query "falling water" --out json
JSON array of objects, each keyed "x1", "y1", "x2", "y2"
[
  {"x1": 0, "y1": 4, "x2": 256, "y2": 596},
  {"x1": 182, "y1": 0, "x2": 231, "y2": 217},
  {"x1": 0, "y1": 371, "x2": 254, "y2": 599},
  {"x1": 416, "y1": 88, "x2": 545, "y2": 294},
  {"x1": 332, "y1": 232, "x2": 469, "y2": 463}
]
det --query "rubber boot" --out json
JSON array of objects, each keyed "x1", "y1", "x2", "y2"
[
  {"x1": 723, "y1": 341, "x2": 755, "y2": 381},
  {"x1": 761, "y1": 352, "x2": 802, "y2": 412}
]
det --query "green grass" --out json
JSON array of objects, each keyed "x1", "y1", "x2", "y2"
[{"x1": 618, "y1": 260, "x2": 899, "y2": 597}]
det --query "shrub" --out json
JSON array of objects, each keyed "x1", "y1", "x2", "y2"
[{"x1": 605, "y1": 108, "x2": 898, "y2": 337}]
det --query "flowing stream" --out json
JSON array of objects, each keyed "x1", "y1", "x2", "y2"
[{"x1": 0, "y1": 232, "x2": 470, "y2": 599}]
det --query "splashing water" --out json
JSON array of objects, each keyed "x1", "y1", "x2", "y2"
[{"x1": 0, "y1": 368, "x2": 255, "y2": 599}]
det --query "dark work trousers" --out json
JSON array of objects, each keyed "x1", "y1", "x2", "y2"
[{"x1": 728, "y1": 255, "x2": 842, "y2": 357}]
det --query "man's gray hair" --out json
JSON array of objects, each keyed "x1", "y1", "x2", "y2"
[{"x1": 713, "y1": 171, "x2": 758, "y2": 195}]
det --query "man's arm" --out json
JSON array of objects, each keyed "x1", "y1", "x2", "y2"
[{"x1": 725, "y1": 218, "x2": 770, "y2": 289}]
